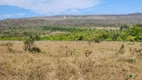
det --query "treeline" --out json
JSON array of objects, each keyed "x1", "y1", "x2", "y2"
[
  {"x1": 41, "y1": 26, "x2": 89, "y2": 32},
  {"x1": 41, "y1": 25, "x2": 142, "y2": 42},
  {"x1": 0, "y1": 25, "x2": 142, "y2": 42}
]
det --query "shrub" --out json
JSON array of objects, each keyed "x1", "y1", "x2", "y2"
[
  {"x1": 126, "y1": 35, "x2": 135, "y2": 42},
  {"x1": 84, "y1": 50, "x2": 92, "y2": 57},
  {"x1": 126, "y1": 58, "x2": 136, "y2": 63},
  {"x1": 24, "y1": 39, "x2": 35, "y2": 51},
  {"x1": 117, "y1": 44, "x2": 125, "y2": 54},
  {"x1": 7, "y1": 47, "x2": 14, "y2": 53},
  {"x1": 94, "y1": 39, "x2": 101, "y2": 43},
  {"x1": 136, "y1": 24, "x2": 142, "y2": 27},
  {"x1": 24, "y1": 34, "x2": 41, "y2": 53},
  {"x1": 120, "y1": 25, "x2": 129, "y2": 31},
  {"x1": 4, "y1": 42, "x2": 14, "y2": 53},
  {"x1": 30, "y1": 47, "x2": 41, "y2": 53},
  {"x1": 106, "y1": 38, "x2": 112, "y2": 41},
  {"x1": 88, "y1": 37, "x2": 94, "y2": 44},
  {"x1": 117, "y1": 37, "x2": 123, "y2": 41},
  {"x1": 78, "y1": 36, "x2": 83, "y2": 41}
]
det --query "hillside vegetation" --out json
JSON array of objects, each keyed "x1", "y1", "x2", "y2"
[{"x1": 0, "y1": 13, "x2": 142, "y2": 28}]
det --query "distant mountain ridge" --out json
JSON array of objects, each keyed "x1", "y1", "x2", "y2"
[
  {"x1": 128, "y1": 13, "x2": 142, "y2": 16},
  {"x1": 0, "y1": 13, "x2": 142, "y2": 28}
]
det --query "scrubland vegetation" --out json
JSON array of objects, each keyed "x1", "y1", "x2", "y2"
[
  {"x1": 0, "y1": 20, "x2": 142, "y2": 80},
  {"x1": 0, "y1": 25, "x2": 142, "y2": 42}
]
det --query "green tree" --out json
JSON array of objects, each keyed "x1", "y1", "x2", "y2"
[{"x1": 120, "y1": 25, "x2": 129, "y2": 31}]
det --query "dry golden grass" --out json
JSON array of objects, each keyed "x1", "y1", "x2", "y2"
[{"x1": 0, "y1": 41, "x2": 142, "y2": 80}]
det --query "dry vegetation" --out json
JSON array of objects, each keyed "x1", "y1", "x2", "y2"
[
  {"x1": 0, "y1": 41, "x2": 142, "y2": 80},
  {"x1": 0, "y1": 13, "x2": 142, "y2": 80}
]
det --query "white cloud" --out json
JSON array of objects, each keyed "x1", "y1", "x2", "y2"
[{"x1": 0, "y1": 0, "x2": 101, "y2": 15}]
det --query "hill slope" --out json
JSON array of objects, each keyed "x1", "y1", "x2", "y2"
[{"x1": 0, "y1": 13, "x2": 142, "y2": 28}]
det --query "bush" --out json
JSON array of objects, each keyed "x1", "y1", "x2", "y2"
[
  {"x1": 7, "y1": 47, "x2": 14, "y2": 53},
  {"x1": 24, "y1": 34, "x2": 41, "y2": 53},
  {"x1": 24, "y1": 39, "x2": 34, "y2": 51},
  {"x1": 84, "y1": 50, "x2": 92, "y2": 57},
  {"x1": 120, "y1": 25, "x2": 129, "y2": 31},
  {"x1": 78, "y1": 36, "x2": 83, "y2": 41},
  {"x1": 106, "y1": 38, "x2": 112, "y2": 41},
  {"x1": 30, "y1": 47, "x2": 41, "y2": 53},
  {"x1": 117, "y1": 37, "x2": 123, "y2": 41},
  {"x1": 94, "y1": 39, "x2": 101, "y2": 43},
  {"x1": 126, "y1": 35, "x2": 135, "y2": 42},
  {"x1": 117, "y1": 44, "x2": 125, "y2": 54}
]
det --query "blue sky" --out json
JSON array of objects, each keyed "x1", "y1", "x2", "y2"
[{"x1": 0, "y1": 0, "x2": 142, "y2": 19}]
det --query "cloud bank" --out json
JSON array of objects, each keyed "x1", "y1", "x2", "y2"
[{"x1": 0, "y1": 0, "x2": 101, "y2": 15}]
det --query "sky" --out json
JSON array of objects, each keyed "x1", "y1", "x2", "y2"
[{"x1": 0, "y1": 0, "x2": 142, "y2": 19}]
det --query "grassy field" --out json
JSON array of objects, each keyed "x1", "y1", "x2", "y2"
[
  {"x1": 0, "y1": 24, "x2": 141, "y2": 80},
  {"x1": 0, "y1": 41, "x2": 142, "y2": 80}
]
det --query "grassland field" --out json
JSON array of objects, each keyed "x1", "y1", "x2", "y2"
[
  {"x1": 0, "y1": 41, "x2": 142, "y2": 80},
  {"x1": 0, "y1": 24, "x2": 142, "y2": 80}
]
